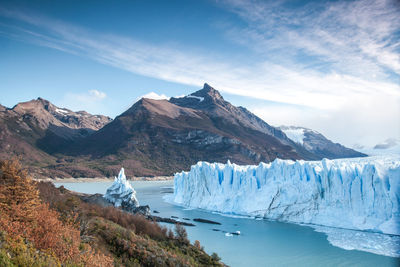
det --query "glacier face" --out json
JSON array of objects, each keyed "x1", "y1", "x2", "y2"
[
  {"x1": 173, "y1": 156, "x2": 400, "y2": 235},
  {"x1": 104, "y1": 168, "x2": 139, "y2": 208}
]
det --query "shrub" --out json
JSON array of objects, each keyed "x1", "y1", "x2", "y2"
[
  {"x1": 174, "y1": 223, "x2": 189, "y2": 244},
  {"x1": 0, "y1": 159, "x2": 113, "y2": 266},
  {"x1": 194, "y1": 240, "x2": 201, "y2": 249},
  {"x1": 211, "y1": 252, "x2": 221, "y2": 262}
]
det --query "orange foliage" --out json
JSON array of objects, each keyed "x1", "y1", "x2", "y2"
[
  {"x1": 0, "y1": 159, "x2": 113, "y2": 266},
  {"x1": 0, "y1": 159, "x2": 40, "y2": 221}
]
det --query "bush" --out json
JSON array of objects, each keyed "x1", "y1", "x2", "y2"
[
  {"x1": 194, "y1": 240, "x2": 201, "y2": 249},
  {"x1": 0, "y1": 159, "x2": 113, "y2": 266},
  {"x1": 211, "y1": 252, "x2": 221, "y2": 262},
  {"x1": 174, "y1": 223, "x2": 189, "y2": 244}
]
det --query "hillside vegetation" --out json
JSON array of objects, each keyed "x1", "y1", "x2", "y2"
[{"x1": 0, "y1": 159, "x2": 224, "y2": 266}]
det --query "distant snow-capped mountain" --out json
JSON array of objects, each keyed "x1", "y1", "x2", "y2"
[{"x1": 279, "y1": 126, "x2": 366, "y2": 159}]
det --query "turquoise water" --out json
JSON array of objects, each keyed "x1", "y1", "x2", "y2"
[{"x1": 55, "y1": 181, "x2": 400, "y2": 267}]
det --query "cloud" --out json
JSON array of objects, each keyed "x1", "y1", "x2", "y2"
[
  {"x1": 138, "y1": 92, "x2": 169, "y2": 101},
  {"x1": 89, "y1": 89, "x2": 106, "y2": 100},
  {"x1": 0, "y1": 3, "x2": 399, "y2": 146},
  {"x1": 59, "y1": 90, "x2": 107, "y2": 114},
  {"x1": 374, "y1": 138, "x2": 398, "y2": 149},
  {"x1": 70, "y1": 89, "x2": 107, "y2": 103},
  {"x1": 222, "y1": 0, "x2": 400, "y2": 77}
]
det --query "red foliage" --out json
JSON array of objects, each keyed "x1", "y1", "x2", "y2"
[{"x1": 0, "y1": 159, "x2": 113, "y2": 266}]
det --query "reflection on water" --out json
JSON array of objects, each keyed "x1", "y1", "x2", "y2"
[{"x1": 55, "y1": 181, "x2": 400, "y2": 267}]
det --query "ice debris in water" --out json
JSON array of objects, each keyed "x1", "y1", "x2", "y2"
[
  {"x1": 104, "y1": 168, "x2": 139, "y2": 208},
  {"x1": 174, "y1": 155, "x2": 400, "y2": 236}
]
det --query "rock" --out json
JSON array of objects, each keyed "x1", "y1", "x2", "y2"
[
  {"x1": 149, "y1": 215, "x2": 195, "y2": 226},
  {"x1": 193, "y1": 218, "x2": 221, "y2": 225},
  {"x1": 131, "y1": 205, "x2": 151, "y2": 216}
]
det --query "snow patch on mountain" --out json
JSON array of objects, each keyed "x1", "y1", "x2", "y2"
[
  {"x1": 104, "y1": 168, "x2": 139, "y2": 207},
  {"x1": 173, "y1": 156, "x2": 400, "y2": 236},
  {"x1": 281, "y1": 127, "x2": 305, "y2": 145},
  {"x1": 186, "y1": 95, "x2": 204, "y2": 102},
  {"x1": 140, "y1": 92, "x2": 170, "y2": 101},
  {"x1": 55, "y1": 108, "x2": 69, "y2": 114}
]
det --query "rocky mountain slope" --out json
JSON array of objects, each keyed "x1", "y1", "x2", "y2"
[
  {"x1": 279, "y1": 126, "x2": 366, "y2": 159},
  {"x1": 64, "y1": 84, "x2": 318, "y2": 176},
  {"x1": 0, "y1": 98, "x2": 112, "y2": 176},
  {"x1": 0, "y1": 84, "x2": 365, "y2": 178}
]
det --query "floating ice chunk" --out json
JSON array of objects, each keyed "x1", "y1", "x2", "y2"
[
  {"x1": 104, "y1": 168, "x2": 139, "y2": 208},
  {"x1": 313, "y1": 225, "x2": 400, "y2": 257}
]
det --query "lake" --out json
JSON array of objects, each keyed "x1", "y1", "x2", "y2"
[{"x1": 55, "y1": 180, "x2": 400, "y2": 267}]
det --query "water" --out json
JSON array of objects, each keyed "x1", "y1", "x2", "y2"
[{"x1": 55, "y1": 181, "x2": 400, "y2": 267}]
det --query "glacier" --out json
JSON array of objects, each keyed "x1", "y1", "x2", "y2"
[
  {"x1": 173, "y1": 156, "x2": 400, "y2": 236},
  {"x1": 104, "y1": 168, "x2": 139, "y2": 208}
]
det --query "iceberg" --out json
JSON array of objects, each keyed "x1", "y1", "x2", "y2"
[
  {"x1": 173, "y1": 156, "x2": 400, "y2": 235},
  {"x1": 104, "y1": 168, "x2": 139, "y2": 209}
]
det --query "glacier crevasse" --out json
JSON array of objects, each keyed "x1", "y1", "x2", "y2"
[{"x1": 173, "y1": 156, "x2": 400, "y2": 235}]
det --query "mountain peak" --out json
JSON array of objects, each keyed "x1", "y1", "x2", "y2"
[
  {"x1": 169, "y1": 83, "x2": 224, "y2": 109},
  {"x1": 203, "y1": 83, "x2": 213, "y2": 91},
  {"x1": 12, "y1": 97, "x2": 52, "y2": 113},
  {"x1": 193, "y1": 83, "x2": 223, "y2": 100}
]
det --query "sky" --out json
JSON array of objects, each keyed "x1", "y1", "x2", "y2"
[{"x1": 0, "y1": 0, "x2": 399, "y2": 149}]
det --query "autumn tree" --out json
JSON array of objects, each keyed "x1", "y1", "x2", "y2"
[
  {"x1": 0, "y1": 159, "x2": 40, "y2": 222},
  {"x1": 0, "y1": 159, "x2": 113, "y2": 266},
  {"x1": 174, "y1": 223, "x2": 189, "y2": 244}
]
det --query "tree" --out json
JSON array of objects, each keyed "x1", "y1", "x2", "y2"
[
  {"x1": 194, "y1": 240, "x2": 201, "y2": 249},
  {"x1": 0, "y1": 159, "x2": 40, "y2": 222},
  {"x1": 0, "y1": 159, "x2": 113, "y2": 266},
  {"x1": 211, "y1": 252, "x2": 221, "y2": 262},
  {"x1": 174, "y1": 223, "x2": 189, "y2": 244}
]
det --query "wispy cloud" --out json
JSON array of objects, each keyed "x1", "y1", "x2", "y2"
[
  {"x1": 222, "y1": 0, "x2": 400, "y2": 78},
  {"x1": 138, "y1": 92, "x2": 170, "y2": 101},
  {"x1": 59, "y1": 90, "x2": 107, "y2": 114},
  {"x1": 0, "y1": 1, "x2": 399, "y2": 146},
  {"x1": 88, "y1": 89, "x2": 106, "y2": 100}
]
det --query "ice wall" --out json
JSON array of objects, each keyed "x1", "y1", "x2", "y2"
[{"x1": 174, "y1": 156, "x2": 400, "y2": 235}]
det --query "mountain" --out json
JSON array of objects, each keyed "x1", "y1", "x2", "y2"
[
  {"x1": 279, "y1": 126, "x2": 366, "y2": 159},
  {"x1": 65, "y1": 84, "x2": 328, "y2": 176},
  {"x1": 0, "y1": 98, "x2": 112, "y2": 176},
  {"x1": 0, "y1": 84, "x2": 366, "y2": 178},
  {"x1": 63, "y1": 84, "x2": 324, "y2": 176}
]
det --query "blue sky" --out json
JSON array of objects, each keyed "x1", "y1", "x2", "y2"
[{"x1": 0, "y1": 0, "x2": 399, "y2": 148}]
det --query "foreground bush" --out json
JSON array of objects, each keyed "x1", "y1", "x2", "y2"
[
  {"x1": 0, "y1": 159, "x2": 113, "y2": 266},
  {"x1": 1, "y1": 159, "x2": 224, "y2": 266}
]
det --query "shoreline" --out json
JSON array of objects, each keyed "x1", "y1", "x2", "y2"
[{"x1": 35, "y1": 176, "x2": 174, "y2": 183}]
